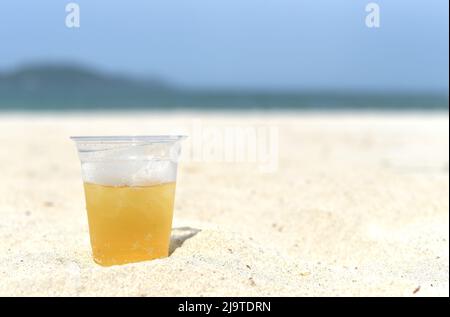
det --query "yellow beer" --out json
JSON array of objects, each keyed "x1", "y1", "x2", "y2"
[{"x1": 83, "y1": 182, "x2": 176, "y2": 266}]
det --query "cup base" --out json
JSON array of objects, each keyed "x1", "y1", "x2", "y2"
[{"x1": 92, "y1": 252, "x2": 169, "y2": 267}]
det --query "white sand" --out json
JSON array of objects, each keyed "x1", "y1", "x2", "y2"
[{"x1": 0, "y1": 112, "x2": 448, "y2": 296}]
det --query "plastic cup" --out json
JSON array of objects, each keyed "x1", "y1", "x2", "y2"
[{"x1": 71, "y1": 135, "x2": 186, "y2": 266}]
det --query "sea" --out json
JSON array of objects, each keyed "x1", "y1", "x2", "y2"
[{"x1": 0, "y1": 91, "x2": 448, "y2": 112}]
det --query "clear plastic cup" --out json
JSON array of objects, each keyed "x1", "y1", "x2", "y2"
[{"x1": 71, "y1": 135, "x2": 186, "y2": 266}]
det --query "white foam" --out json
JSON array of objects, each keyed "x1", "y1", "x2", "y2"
[{"x1": 81, "y1": 159, "x2": 177, "y2": 186}]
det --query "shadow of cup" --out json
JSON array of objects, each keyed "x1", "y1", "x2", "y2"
[{"x1": 169, "y1": 227, "x2": 201, "y2": 255}]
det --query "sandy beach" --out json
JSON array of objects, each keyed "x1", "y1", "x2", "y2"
[{"x1": 0, "y1": 112, "x2": 448, "y2": 296}]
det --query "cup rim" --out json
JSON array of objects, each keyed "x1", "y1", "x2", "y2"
[{"x1": 70, "y1": 135, "x2": 187, "y2": 144}]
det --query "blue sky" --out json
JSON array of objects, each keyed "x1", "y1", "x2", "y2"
[{"x1": 0, "y1": 0, "x2": 448, "y2": 92}]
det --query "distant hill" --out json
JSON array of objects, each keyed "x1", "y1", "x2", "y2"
[
  {"x1": 0, "y1": 64, "x2": 172, "y2": 103},
  {"x1": 0, "y1": 64, "x2": 448, "y2": 111}
]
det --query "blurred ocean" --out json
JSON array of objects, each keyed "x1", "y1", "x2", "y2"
[{"x1": 0, "y1": 64, "x2": 448, "y2": 112}]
